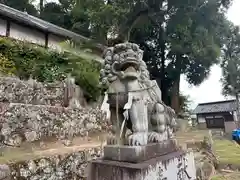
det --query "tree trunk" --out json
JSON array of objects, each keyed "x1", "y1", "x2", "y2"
[
  {"x1": 39, "y1": 0, "x2": 44, "y2": 16},
  {"x1": 158, "y1": 26, "x2": 167, "y2": 104},
  {"x1": 171, "y1": 53, "x2": 183, "y2": 115},
  {"x1": 171, "y1": 73, "x2": 180, "y2": 114},
  {"x1": 236, "y1": 93, "x2": 240, "y2": 127},
  {"x1": 160, "y1": 42, "x2": 167, "y2": 103}
]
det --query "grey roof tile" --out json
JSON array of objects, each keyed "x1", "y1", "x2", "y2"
[
  {"x1": 0, "y1": 3, "x2": 105, "y2": 50},
  {"x1": 193, "y1": 100, "x2": 237, "y2": 114}
]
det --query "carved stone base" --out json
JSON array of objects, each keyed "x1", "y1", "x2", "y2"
[
  {"x1": 104, "y1": 139, "x2": 178, "y2": 163},
  {"x1": 88, "y1": 150, "x2": 196, "y2": 180}
]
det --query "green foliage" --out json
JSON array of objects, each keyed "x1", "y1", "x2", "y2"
[
  {"x1": 64, "y1": 52, "x2": 102, "y2": 100},
  {"x1": 0, "y1": 37, "x2": 102, "y2": 101},
  {"x1": 0, "y1": 53, "x2": 16, "y2": 75},
  {"x1": 40, "y1": 2, "x2": 66, "y2": 27},
  {"x1": 0, "y1": 0, "x2": 38, "y2": 16},
  {"x1": 179, "y1": 93, "x2": 192, "y2": 114},
  {"x1": 127, "y1": 0, "x2": 232, "y2": 111},
  {"x1": 221, "y1": 23, "x2": 240, "y2": 96}
]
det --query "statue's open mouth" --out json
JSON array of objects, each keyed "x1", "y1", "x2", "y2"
[
  {"x1": 120, "y1": 58, "x2": 140, "y2": 79},
  {"x1": 120, "y1": 59, "x2": 139, "y2": 71}
]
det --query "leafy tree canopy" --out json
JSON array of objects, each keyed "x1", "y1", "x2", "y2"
[
  {"x1": 221, "y1": 21, "x2": 240, "y2": 96},
  {"x1": 2, "y1": 0, "x2": 235, "y2": 112},
  {"x1": 0, "y1": 0, "x2": 38, "y2": 15}
]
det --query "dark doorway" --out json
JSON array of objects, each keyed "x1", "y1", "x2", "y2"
[{"x1": 206, "y1": 118, "x2": 224, "y2": 129}]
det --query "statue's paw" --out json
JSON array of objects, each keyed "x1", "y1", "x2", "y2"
[
  {"x1": 128, "y1": 132, "x2": 148, "y2": 146},
  {"x1": 148, "y1": 132, "x2": 162, "y2": 143},
  {"x1": 107, "y1": 135, "x2": 117, "y2": 145}
]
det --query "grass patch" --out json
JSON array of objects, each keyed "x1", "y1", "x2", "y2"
[
  {"x1": 176, "y1": 130, "x2": 240, "y2": 166},
  {"x1": 211, "y1": 173, "x2": 240, "y2": 180},
  {"x1": 176, "y1": 130, "x2": 209, "y2": 145},
  {"x1": 211, "y1": 175, "x2": 226, "y2": 180},
  {"x1": 176, "y1": 129, "x2": 240, "y2": 179},
  {"x1": 213, "y1": 140, "x2": 240, "y2": 165}
]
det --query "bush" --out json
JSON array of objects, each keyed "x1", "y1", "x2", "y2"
[
  {"x1": 0, "y1": 37, "x2": 102, "y2": 101},
  {"x1": 0, "y1": 53, "x2": 16, "y2": 75}
]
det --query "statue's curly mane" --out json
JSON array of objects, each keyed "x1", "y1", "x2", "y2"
[{"x1": 99, "y1": 42, "x2": 151, "y2": 87}]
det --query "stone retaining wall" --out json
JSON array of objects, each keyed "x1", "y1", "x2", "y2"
[
  {"x1": 0, "y1": 77, "x2": 83, "y2": 107},
  {"x1": 0, "y1": 147, "x2": 102, "y2": 180},
  {"x1": 0, "y1": 103, "x2": 107, "y2": 146}
]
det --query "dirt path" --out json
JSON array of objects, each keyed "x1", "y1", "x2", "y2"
[
  {"x1": 0, "y1": 133, "x2": 108, "y2": 163},
  {"x1": 34, "y1": 141, "x2": 106, "y2": 156}
]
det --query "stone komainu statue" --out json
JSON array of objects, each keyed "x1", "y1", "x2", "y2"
[{"x1": 100, "y1": 42, "x2": 177, "y2": 146}]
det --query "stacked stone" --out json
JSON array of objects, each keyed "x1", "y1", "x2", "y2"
[
  {"x1": 0, "y1": 77, "x2": 107, "y2": 147},
  {"x1": 8, "y1": 147, "x2": 102, "y2": 180},
  {"x1": 0, "y1": 77, "x2": 64, "y2": 106}
]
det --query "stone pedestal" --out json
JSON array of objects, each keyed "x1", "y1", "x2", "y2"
[
  {"x1": 104, "y1": 139, "x2": 178, "y2": 163},
  {"x1": 88, "y1": 150, "x2": 196, "y2": 180},
  {"x1": 88, "y1": 140, "x2": 196, "y2": 180}
]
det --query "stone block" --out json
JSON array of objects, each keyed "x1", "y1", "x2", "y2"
[
  {"x1": 0, "y1": 165, "x2": 10, "y2": 180},
  {"x1": 103, "y1": 139, "x2": 178, "y2": 163},
  {"x1": 88, "y1": 150, "x2": 196, "y2": 180}
]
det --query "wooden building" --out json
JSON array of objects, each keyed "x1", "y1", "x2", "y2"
[
  {"x1": 0, "y1": 3, "x2": 103, "y2": 61},
  {"x1": 193, "y1": 100, "x2": 238, "y2": 132}
]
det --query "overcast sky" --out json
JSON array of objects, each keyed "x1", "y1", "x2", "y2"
[{"x1": 181, "y1": 0, "x2": 240, "y2": 109}]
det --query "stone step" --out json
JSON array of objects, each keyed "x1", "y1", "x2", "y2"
[{"x1": 0, "y1": 102, "x2": 108, "y2": 147}]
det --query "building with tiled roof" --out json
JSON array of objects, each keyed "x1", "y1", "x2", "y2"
[
  {"x1": 193, "y1": 100, "x2": 238, "y2": 132},
  {"x1": 0, "y1": 3, "x2": 104, "y2": 62}
]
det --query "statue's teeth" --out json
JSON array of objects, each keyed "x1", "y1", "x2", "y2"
[{"x1": 125, "y1": 67, "x2": 136, "y2": 72}]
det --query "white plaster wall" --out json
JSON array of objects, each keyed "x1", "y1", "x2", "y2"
[
  {"x1": 9, "y1": 23, "x2": 45, "y2": 46},
  {"x1": 48, "y1": 34, "x2": 66, "y2": 51},
  {"x1": 0, "y1": 18, "x2": 6, "y2": 36},
  {"x1": 198, "y1": 115, "x2": 206, "y2": 123},
  {"x1": 145, "y1": 151, "x2": 196, "y2": 180},
  {"x1": 233, "y1": 111, "x2": 238, "y2": 121},
  {"x1": 225, "y1": 121, "x2": 237, "y2": 133}
]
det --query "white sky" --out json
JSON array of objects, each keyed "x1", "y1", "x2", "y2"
[{"x1": 180, "y1": 0, "x2": 240, "y2": 109}]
